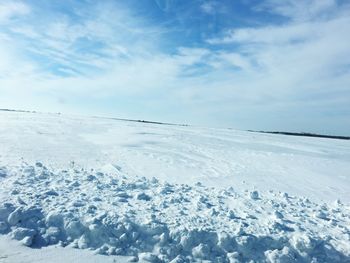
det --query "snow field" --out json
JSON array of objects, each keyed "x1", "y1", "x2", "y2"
[
  {"x1": 1, "y1": 111, "x2": 350, "y2": 203},
  {"x1": 0, "y1": 163, "x2": 349, "y2": 262}
]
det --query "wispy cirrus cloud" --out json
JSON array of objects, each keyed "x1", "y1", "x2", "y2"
[
  {"x1": 202, "y1": 1, "x2": 350, "y2": 133},
  {"x1": 0, "y1": 1, "x2": 30, "y2": 22},
  {"x1": 255, "y1": 0, "x2": 340, "y2": 21},
  {"x1": 0, "y1": 1, "x2": 214, "y2": 116},
  {"x1": 0, "y1": 0, "x2": 349, "y2": 134}
]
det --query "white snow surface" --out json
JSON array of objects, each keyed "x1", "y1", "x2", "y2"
[
  {"x1": 0, "y1": 235, "x2": 132, "y2": 263},
  {"x1": 0, "y1": 111, "x2": 350, "y2": 262}
]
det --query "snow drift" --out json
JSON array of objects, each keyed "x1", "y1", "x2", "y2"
[{"x1": 0, "y1": 163, "x2": 349, "y2": 262}]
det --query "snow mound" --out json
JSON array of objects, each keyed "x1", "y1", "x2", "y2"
[{"x1": 0, "y1": 164, "x2": 349, "y2": 262}]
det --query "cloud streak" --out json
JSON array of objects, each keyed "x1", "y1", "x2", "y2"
[{"x1": 0, "y1": 0, "x2": 349, "y2": 134}]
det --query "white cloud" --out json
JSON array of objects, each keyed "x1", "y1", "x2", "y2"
[
  {"x1": 206, "y1": 5, "x2": 350, "y2": 94},
  {"x1": 0, "y1": 0, "x2": 349, "y2": 134},
  {"x1": 255, "y1": 0, "x2": 339, "y2": 21},
  {"x1": 183, "y1": 1, "x2": 350, "y2": 132},
  {"x1": 201, "y1": 2, "x2": 216, "y2": 14},
  {"x1": 0, "y1": 1, "x2": 30, "y2": 23}
]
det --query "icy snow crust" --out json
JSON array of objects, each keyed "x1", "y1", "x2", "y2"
[{"x1": 0, "y1": 164, "x2": 349, "y2": 262}]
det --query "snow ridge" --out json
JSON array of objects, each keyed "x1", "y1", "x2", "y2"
[{"x1": 0, "y1": 163, "x2": 349, "y2": 262}]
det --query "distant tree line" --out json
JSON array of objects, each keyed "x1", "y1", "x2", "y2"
[{"x1": 248, "y1": 130, "x2": 350, "y2": 140}]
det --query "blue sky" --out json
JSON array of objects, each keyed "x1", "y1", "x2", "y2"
[{"x1": 0, "y1": 0, "x2": 349, "y2": 135}]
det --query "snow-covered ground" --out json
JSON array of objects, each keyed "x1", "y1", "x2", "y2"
[
  {"x1": 0, "y1": 235, "x2": 132, "y2": 263},
  {"x1": 0, "y1": 111, "x2": 349, "y2": 262}
]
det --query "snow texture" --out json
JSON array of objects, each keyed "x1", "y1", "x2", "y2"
[
  {"x1": 0, "y1": 235, "x2": 132, "y2": 263},
  {"x1": 0, "y1": 111, "x2": 350, "y2": 262},
  {"x1": 0, "y1": 164, "x2": 349, "y2": 262}
]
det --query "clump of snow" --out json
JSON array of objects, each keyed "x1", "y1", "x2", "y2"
[
  {"x1": 136, "y1": 192, "x2": 151, "y2": 201},
  {"x1": 249, "y1": 190, "x2": 259, "y2": 200},
  {"x1": 0, "y1": 167, "x2": 7, "y2": 178},
  {"x1": 0, "y1": 163, "x2": 349, "y2": 262}
]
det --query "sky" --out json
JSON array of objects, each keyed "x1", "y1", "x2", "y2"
[{"x1": 0, "y1": 0, "x2": 349, "y2": 135}]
